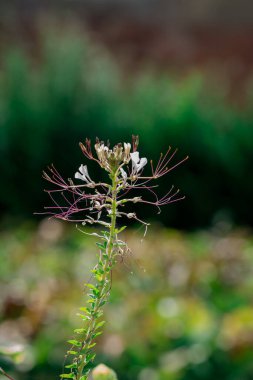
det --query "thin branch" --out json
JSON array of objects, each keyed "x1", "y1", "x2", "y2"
[{"x1": 0, "y1": 367, "x2": 15, "y2": 380}]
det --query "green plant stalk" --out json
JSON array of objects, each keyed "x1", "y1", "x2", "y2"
[
  {"x1": 40, "y1": 134, "x2": 187, "y2": 380},
  {"x1": 42, "y1": 136, "x2": 186, "y2": 380},
  {"x1": 62, "y1": 170, "x2": 119, "y2": 380}
]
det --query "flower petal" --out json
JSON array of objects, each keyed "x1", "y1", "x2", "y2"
[
  {"x1": 81, "y1": 165, "x2": 92, "y2": 182},
  {"x1": 130, "y1": 151, "x2": 140, "y2": 164},
  {"x1": 75, "y1": 164, "x2": 93, "y2": 183},
  {"x1": 137, "y1": 157, "x2": 147, "y2": 172},
  {"x1": 75, "y1": 172, "x2": 87, "y2": 181},
  {"x1": 120, "y1": 168, "x2": 128, "y2": 180}
]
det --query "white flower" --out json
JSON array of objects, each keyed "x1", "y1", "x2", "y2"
[
  {"x1": 123, "y1": 142, "x2": 131, "y2": 162},
  {"x1": 120, "y1": 168, "x2": 128, "y2": 181},
  {"x1": 75, "y1": 164, "x2": 93, "y2": 183},
  {"x1": 130, "y1": 151, "x2": 147, "y2": 174}
]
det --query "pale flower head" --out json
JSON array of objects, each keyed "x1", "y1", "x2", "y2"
[{"x1": 94, "y1": 139, "x2": 132, "y2": 172}]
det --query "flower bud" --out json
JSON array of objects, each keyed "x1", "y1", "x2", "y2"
[{"x1": 92, "y1": 364, "x2": 118, "y2": 380}]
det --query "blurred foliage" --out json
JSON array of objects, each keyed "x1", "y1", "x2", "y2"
[
  {"x1": 1, "y1": 220, "x2": 253, "y2": 379},
  {"x1": 0, "y1": 28, "x2": 253, "y2": 228}
]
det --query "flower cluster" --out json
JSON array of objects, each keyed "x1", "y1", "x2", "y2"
[
  {"x1": 95, "y1": 140, "x2": 131, "y2": 170},
  {"x1": 42, "y1": 136, "x2": 188, "y2": 225}
]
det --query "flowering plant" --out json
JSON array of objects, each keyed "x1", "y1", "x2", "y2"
[{"x1": 42, "y1": 136, "x2": 187, "y2": 380}]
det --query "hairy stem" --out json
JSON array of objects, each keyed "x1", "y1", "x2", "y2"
[{"x1": 62, "y1": 171, "x2": 118, "y2": 380}]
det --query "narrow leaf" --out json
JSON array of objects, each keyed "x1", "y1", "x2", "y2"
[
  {"x1": 74, "y1": 328, "x2": 86, "y2": 334},
  {"x1": 67, "y1": 350, "x2": 78, "y2": 355},
  {"x1": 65, "y1": 363, "x2": 77, "y2": 369},
  {"x1": 115, "y1": 226, "x2": 127, "y2": 234},
  {"x1": 60, "y1": 373, "x2": 75, "y2": 379},
  {"x1": 95, "y1": 321, "x2": 105, "y2": 330},
  {"x1": 68, "y1": 340, "x2": 81, "y2": 347}
]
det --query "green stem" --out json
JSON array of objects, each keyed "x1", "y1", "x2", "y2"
[{"x1": 73, "y1": 171, "x2": 118, "y2": 380}]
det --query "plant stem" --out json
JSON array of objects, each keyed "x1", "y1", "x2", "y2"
[
  {"x1": 0, "y1": 367, "x2": 15, "y2": 380},
  {"x1": 73, "y1": 171, "x2": 118, "y2": 380}
]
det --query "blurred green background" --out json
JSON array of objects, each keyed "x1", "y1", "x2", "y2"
[{"x1": 1, "y1": 2, "x2": 253, "y2": 379}]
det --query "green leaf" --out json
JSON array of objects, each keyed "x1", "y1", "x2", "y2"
[
  {"x1": 92, "y1": 331, "x2": 102, "y2": 339},
  {"x1": 115, "y1": 226, "x2": 127, "y2": 234},
  {"x1": 74, "y1": 328, "x2": 86, "y2": 334},
  {"x1": 96, "y1": 242, "x2": 107, "y2": 251},
  {"x1": 60, "y1": 373, "x2": 75, "y2": 378},
  {"x1": 86, "y1": 353, "x2": 96, "y2": 363},
  {"x1": 67, "y1": 350, "x2": 78, "y2": 355},
  {"x1": 95, "y1": 274, "x2": 104, "y2": 282},
  {"x1": 88, "y1": 343, "x2": 96, "y2": 349},
  {"x1": 95, "y1": 310, "x2": 104, "y2": 319},
  {"x1": 65, "y1": 363, "x2": 78, "y2": 369},
  {"x1": 79, "y1": 307, "x2": 89, "y2": 313},
  {"x1": 95, "y1": 321, "x2": 105, "y2": 330},
  {"x1": 85, "y1": 283, "x2": 97, "y2": 291},
  {"x1": 79, "y1": 347, "x2": 88, "y2": 355},
  {"x1": 68, "y1": 339, "x2": 82, "y2": 347},
  {"x1": 83, "y1": 361, "x2": 94, "y2": 370}
]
